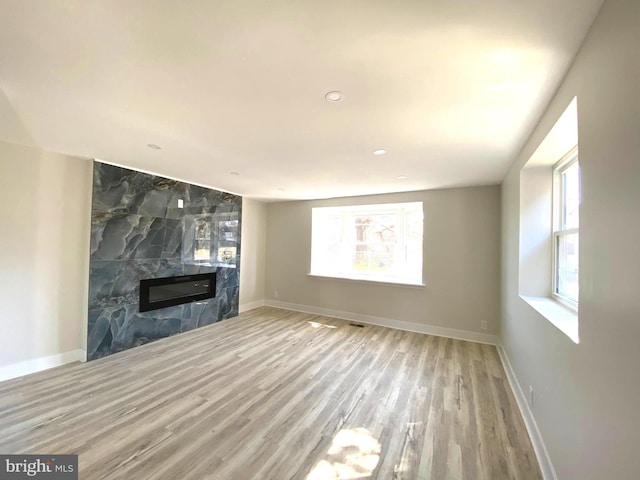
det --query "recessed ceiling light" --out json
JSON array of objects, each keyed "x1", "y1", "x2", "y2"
[
  {"x1": 325, "y1": 91, "x2": 344, "y2": 102},
  {"x1": 230, "y1": 171, "x2": 240, "y2": 176},
  {"x1": 147, "y1": 144, "x2": 162, "y2": 150},
  {"x1": 373, "y1": 149, "x2": 387, "y2": 155},
  {"x1": 397, "y1": 175, "x2": 407, "y2": 180}
]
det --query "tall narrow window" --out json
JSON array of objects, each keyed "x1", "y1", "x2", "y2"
[
  {"x1": 311, "y1": 202, "x2": 423, "y2": 285},
  {"x1": 553, "y1": 148, "x2": 580, "y2": 305}
]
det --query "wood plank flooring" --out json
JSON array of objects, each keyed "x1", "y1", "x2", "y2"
[{"x1": 0, "y1": 307, "x2": 541, "y2": 479}]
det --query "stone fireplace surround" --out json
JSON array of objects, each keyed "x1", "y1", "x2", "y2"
[{"x1": 87, "y1": 162, "x2": 242, "y2": 360}]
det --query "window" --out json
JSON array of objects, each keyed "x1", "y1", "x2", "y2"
[
  {"x1": 553, "y1": 148, "x2": 580, "y2": 305},
  {"x1": 518, "y1": 97, "x2": 579, "y2": 343},
  {"x1": 311, "y1": 202, "x2": 423, "y2": 285}
]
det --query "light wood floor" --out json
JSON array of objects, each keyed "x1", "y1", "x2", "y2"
[{"x1": 0, "y1": 307, "x2": 541, "y2": 479}]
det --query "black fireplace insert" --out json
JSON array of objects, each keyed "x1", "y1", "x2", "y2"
[{"x1": 139, "y1": 272, "x2": 216, "y2": 312}]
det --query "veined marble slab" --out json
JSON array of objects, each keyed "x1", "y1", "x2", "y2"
[{"x1": 87, "y1": 162, "x2": 242, "y2": 361}]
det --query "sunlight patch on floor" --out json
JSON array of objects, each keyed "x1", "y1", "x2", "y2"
[
  {"x1": 306, "y1": 428, "x2": 381, "y2": 480},
  {"x1": 308, "y1": 321, "x2": 338, "y2": 329}
]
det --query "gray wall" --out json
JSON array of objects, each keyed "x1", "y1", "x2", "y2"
[
  {"x1": 239, "y1": 198, "x2": 267, "y2": 309},
  {"x1": 500, "y1": 0, "x2": 640, "y2": 478},
  {"x1": 0, "y1": 140, "x2": 92, "y2": 369},
  {"x1": 266, "y1": 186, "x2": 501, "y2": 335}
]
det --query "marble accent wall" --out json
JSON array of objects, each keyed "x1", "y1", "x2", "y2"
[{"x1": 87, "y1": 162, "x2": 242, "y2": 360}]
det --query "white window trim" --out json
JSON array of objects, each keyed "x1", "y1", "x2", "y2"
[
  {"x1": 551, "y1": 147, "x2": 579, "y2": 309},
  {"x1": 517, "y1": 98, "x2": 580, "y2": 344},
  {"x1": 307, "y1": 273, "x2": 425, "y2": 288},
  {"x1": 520, "y1": 296, "x2": 579, "y2": 343}
]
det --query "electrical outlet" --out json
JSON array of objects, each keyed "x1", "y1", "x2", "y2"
[
  {"x1": 529, "y1": 385, "x2": 534, "y2": 406},
  {"x1": 274, "y1": 290, "x2": 279, "y2": 298},
  {"x1": 481, "y1": 320, "x2": 487, "y2": 330}
]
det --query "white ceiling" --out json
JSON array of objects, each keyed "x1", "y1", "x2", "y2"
[{"x1": 0, "y1": 0, "x2": 602, "y2": 201}]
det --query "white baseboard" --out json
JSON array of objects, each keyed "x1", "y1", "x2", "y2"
[
  {"x1": 497, "y1": 345, "x2": 557, "y2": 480},
  {"x1": 0, "y1": 349, "x2": 87, "y2": 383},
  {"x1": 239, "y1": 299, "x2": 266, "y2": 313},
  {"x1": 265, "y1": 300, "x2": 499, "y2": 345}
]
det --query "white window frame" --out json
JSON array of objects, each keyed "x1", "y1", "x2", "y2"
[
  {"x1": 310, "y1": 202, "x2": 424, "y2": 286},
  {"x1": 552, "y1": 147, "x2": 579, "y2": 308}
]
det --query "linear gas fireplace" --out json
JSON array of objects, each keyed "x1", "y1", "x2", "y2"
[{"x1": 139, "y1": 272, "x2": 216, "y2": 313}]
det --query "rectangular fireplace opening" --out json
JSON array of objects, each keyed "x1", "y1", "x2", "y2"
[{"x1": 139, "y1": 272, "x2": 216, "y2": 313}]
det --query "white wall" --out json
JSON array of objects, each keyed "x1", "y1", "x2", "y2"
[
  {"x1": 501, "y1": 0, "x2": 640, "y2": 478},
  {"x1": 0, "y1": 140, "x2": 92, "y2": 376},
  {"x1": 0, "y1": 142, "x2": 269, "y2": 378},
  {"x1": 239, "y1": 197, "x2": 267, "y2": 310},
  {"x1": 266, "y1": 186, "x2": 500, "y2": 337}
]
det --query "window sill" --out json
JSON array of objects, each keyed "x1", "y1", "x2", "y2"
[
  {"x1": 308, "y1": 273, "x2": 425, "y2": 289},
  {"x1": 520, "y1": 295, "x2": 579, "y2": 343}
]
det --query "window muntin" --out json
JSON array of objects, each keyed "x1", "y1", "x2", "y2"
[
  {"x1": 311, "y1": 202, "x2": 423, "y2": 285},
  {"x1": 553, "y1": 151, "x2": 580, "y2": 304}
]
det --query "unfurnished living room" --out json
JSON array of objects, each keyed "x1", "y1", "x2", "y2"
[{"x1": 0, "y1": 1, "x2": 638, "y2": 479}]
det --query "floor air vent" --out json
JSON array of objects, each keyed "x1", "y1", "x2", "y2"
[{"x1": 349, "y1": 323, "x2": 365, "y2": 328}]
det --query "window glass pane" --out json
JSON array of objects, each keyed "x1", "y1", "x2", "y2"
[
  {"x1": 351, "y1": 213, "x2": 396, "y2": 274},
  {"x1": 353, "y1": 215, "x2": 396, "y2": 241},
  {"x1": 311, "y1": 213, "x2": 342, "y2": 273},
  {"x1": 353, "y1": 249, "x2": 393, "y2": 273},
  {"x1": 406, "y1": 209, "x2": 423, "y2": 280},
  {"x1": 311, "y1": 202, "x2": 423, "y2": 284},
  {"x1": 562, "y1": 162, "x2": 580, "y2": 230},
  {"x1": 556, "y1": 233, "x2": 579, "y2": 301}
]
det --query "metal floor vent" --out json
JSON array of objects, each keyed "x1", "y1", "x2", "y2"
[{"x1": 349, "y1": 323, "x2": 365, "y2": 328}]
